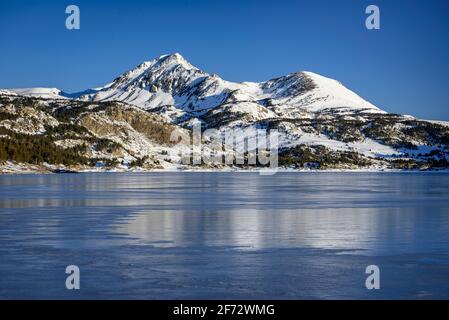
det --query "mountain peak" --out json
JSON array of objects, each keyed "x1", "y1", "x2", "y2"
[
  {"x1": 142, "y1": 52, "x2": 196, "y2": 71},
  {"x1": 160, "y1": 52, "x2": 184, "y2": 60}
]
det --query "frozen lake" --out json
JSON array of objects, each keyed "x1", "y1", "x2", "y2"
[{"x1": 1, "y1": 172, "x2": 449, "y2": 299}]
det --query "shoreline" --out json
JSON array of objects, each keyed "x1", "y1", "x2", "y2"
[{"x1": 2, "y1": 162, "x2": 449, "y2": 175}]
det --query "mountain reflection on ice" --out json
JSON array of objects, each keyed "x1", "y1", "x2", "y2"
[
  {"x1": 1, "y1": 172, "x2": 449, "y2": 299},
  {"x1": 119, "y1": 206, "x2": 448, "y2": 254}
]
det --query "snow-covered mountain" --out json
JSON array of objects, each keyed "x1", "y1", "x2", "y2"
[
  {"x1": 1, "y1": 53, "x2": 448, "y2": 171},
  {"x1": 2, "y1": 53, "x2": 385, "y2": 125},
  {"x1": 75, "y1": 53, "x2": 384, "y2": 125}
]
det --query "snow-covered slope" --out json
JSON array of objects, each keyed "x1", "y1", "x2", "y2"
[
  {"x1": 1, "y1": 88, "x2": 68, "y2": 99},
  {"x1": 288, "y1": 71, "x2": 382, "y2": 113}
]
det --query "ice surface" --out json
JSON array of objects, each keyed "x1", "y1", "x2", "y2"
[{"x1": 1, "y1": 172, "x2": 449, "y2": 299}]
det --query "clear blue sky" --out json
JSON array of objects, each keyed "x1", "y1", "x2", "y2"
[{"x1": 1, "y1": 0, "x2": 448, "y2": 120}]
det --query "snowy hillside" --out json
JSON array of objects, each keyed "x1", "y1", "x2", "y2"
[{"x1": 1, "y1": 88, "x2": 69, "y2": 100}]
